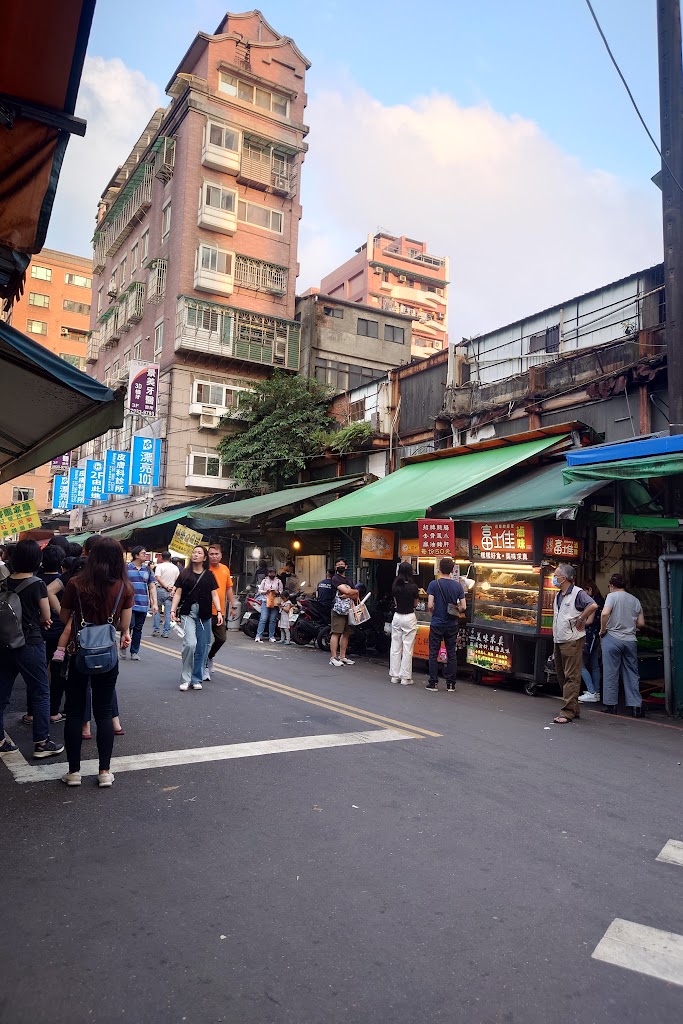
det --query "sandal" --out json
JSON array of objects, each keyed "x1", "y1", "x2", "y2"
[
  {"x1": 81, "y1": 732, "x2": 92, "y2": 740},
  {"x1": 114, "y1": 728, "x2": 125, "y2": 736},
  {"x1": 553, "y1": 715, "x2": 573, "y2": 724},
  {"x1": 50, "y1": 713, "x2": 66, "y2": 724},
  {"x1": 21, "y1": 714, "x2": 33, "y2": 724}
]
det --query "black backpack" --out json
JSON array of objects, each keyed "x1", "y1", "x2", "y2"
[{"x1": 0, "y1": 577, "x2": 40, "y2": 649}]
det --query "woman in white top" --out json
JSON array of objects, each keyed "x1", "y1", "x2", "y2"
[{"x1": 255, "y1": 567, "x2": 282, "y2": 643}]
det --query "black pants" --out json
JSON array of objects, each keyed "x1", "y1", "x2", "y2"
[
  {"x1": 208, "y1": 617, "x2": 227, "y2": 661},
  {"x1": 428, "y1": 623, "x2": 458, "y2": 686},
  {"x1": 64, "y1": 664, "x2": 118, "y2": 772},
  {"x1": 26, "y1": 635, "x2": 63, "y2": 717}
]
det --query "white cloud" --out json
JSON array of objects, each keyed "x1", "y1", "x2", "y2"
[
  {"x1": 298, "y1": 86, "x2": 663, "y2": 338},
  {"x1": 46, "y1": 57, "x2": 162, "y2": 258}
]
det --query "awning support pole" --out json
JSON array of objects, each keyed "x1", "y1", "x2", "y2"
[{"x1": 658, "y1": 553, "x2": 683, "y2": 716}]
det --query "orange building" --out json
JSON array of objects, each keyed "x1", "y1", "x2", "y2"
[
  {"x1": 1, "y1": 248, "x2": 92, "y2": 512},
  {"x1": 320, "y1": 232, "x2": 449, "y2": 359}
]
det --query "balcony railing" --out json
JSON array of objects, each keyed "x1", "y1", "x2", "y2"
[
  {"x1": 124, "y1": 282, "x2": 145, "y2": 325},
  {"x1": 238, "y1": 153, "x2": 294, "y2": 195},
  {"x1": 379, "y1": 241, "x2": 446, "y2": 269},
  {"x1": 153, "y1": 138, "x2": 175, "y2": 183},
  {"x1": 100, "y1": 305, "x2": 121, "y2": 346},
  {"x1": 104, "y1": 363, "x2": 130, "y2": 389},
  {"x1": 86, "y1": 331, "x2": 100, "y2": 363},
  {"x1": 234, "y1": 255, "x2": 288, "y2": 294},
  {"x1": 93, "y1": 162, "x2": 154, "y2": 262},
  {"x1": 147, "y1": 258, "x2": 167, "y2": 305},
  {"x1": 175, "y1": 296, "x2": 300, "y2": 370}
]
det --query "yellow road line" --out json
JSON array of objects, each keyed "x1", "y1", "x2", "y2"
[{"x1": 141, "y1": 639, "x2": 441, "y2": 739}]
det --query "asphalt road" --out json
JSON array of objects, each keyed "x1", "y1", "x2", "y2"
[{"x1": 1, "y1": 624, "x2": 682, "y2": 1024}]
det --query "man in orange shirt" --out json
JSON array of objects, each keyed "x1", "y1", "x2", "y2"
[{"x1": 204, "y1": 542, "x2": 237, "y2": 680}]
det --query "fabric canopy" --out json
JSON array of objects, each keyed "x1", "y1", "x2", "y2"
[
  {"x1": 564, "y1": 433, "x2": 683, "y2": 468},
  {"x1": 100, "y1": 499, "x2": 221, "y2": 542},
  {"x1": 287, "y1": 436, "x2": 566, "y2": 530},
  {"x1": 198, "y1": 476, "x2": 364, "y2": 524},
  {"x1": 442, "y1": 463, "x2": 607, "y2": 521},
  {"x1": 563, "y1": 453, "x2": 683, "y2": 484},
  {"x1": 0, "y1": 318, "x2": 124, "y2": 483}
]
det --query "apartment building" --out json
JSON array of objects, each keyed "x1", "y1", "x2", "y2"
[
  {"x1": 82, "y1": 10, "x2": 309, "y2": 530},
  {"x1": 319, "y1": 232, "x2": 449, "y2": 359},
  {"x1": 0, "y1": 248, "x2": 92, "y2": 512}
]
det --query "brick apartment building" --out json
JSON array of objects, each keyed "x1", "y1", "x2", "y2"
[
  {"x1": 81, "y1": 10, "x2": 309, "y2": 530},
  {"x1": 319, "y1": 232, "x2": 449, "y2": 359},
  {"x1": 0, "y1": 248, "x2": 92, "y2": 513}
]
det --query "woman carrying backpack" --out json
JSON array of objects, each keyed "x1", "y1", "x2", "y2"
[{"x1": 59, "y1": 538, "x2": 133, "y2": 788}]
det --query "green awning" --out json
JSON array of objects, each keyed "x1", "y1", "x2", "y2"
[
  {"x1": 100, "y1": 499, "x2": 219, "y2": 541},
  {"x1": 66, "y1": 532, "x2": 92, "y2": 545},
  {"x1": 287, "y1": 436, "x2": 566, "y2": 530},
  {"x1": 197, "y1": 476, "x2": 364, "y2": 524},
  {"x1": 442, "y1": 463, "x2": 607, "y2": 521},
  {"x1": 563, "y1": 453, "x2": 683, "y2": 483}
]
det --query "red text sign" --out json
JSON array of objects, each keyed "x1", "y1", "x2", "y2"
[
  {"x1": 417, "y1": 518, "x2": 456, "y2": 557},
  {"x1": 470, "y1": 521, "x2": 534, "y2": 563},
  {"x1": 543, "y1": 536, "x2": 582, "y2": 560}
]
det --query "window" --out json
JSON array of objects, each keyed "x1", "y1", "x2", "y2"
[
  {"x1": 197, "y1": 244, "x2": 233, "y2": 276},
  {"x1": 324, "y1": 306, "x2": 343, "y2": 319},
  {"x1": 12, "y1": 487, "x2": 34, "y2": 503},
  {"x1": 97, "y1": 286, "x2": 103, "y2": 315},
  {"x1": 141, "y1": 229, "x2": 149, "y2": 263},
  {"x1": 63, "y1": 298, "x2": 91, "y2": 315},
  {"x1": 131, "y1": 242, "x2": 138, "y2": 273},
  {"x1": 154, "y1": 321, "x2": 164, "y2": 356},
  {"x1": 123, "y1": 346, "x2": 131, "y2": 367},
  {"x1": 314, "y1": 359, "x2": 380, "y2": 391},
  {"x1": 218, "y1": 72, "x2": 289, "y2": 118},
  {"x1": 186, "y1": 304, "x2": 220, "y2": 332},
  {"x1": 384, "y1": 324, "x2": 405, "y2": 344},
  {"x1": 529, "y1": 325, "x2": 560, "y2": 354},
  {"x1": 26, "y1": 319, "x2": 47, "y2": 335},
  {"x1": 194, "y1": 381, "x2": 244, "y2": 407},
  {"x1": 119, "y1": 256, "x2": 127, "y2": 290},
  {"x1": 204, "y1": 183, "x2": 237, "y2": 213},
  {"x1": 237, "y1": 199, "x2": 283, "y2": 234},
  {"x1": 208, "y1": 121, "x2": 240, "y2": 153},
  {"x1": 31, "y1": 265, "x2": 52, "y2": 281},
  {"x1": 60, "y1": 353, "x2": 86, "y2": 371},
  {"x1": 189, "y1": 453, "x2": 232, "y2": 479},
  {"x1": 65, "y1": 272, "x2": 92, "y2": 288},
  {"x1": 161, "y1": 202, "x2": 171, "y2": 242},
  {"x1": 60, "y1": 327, "x2": 88, "y2": 342},
  {"x1": 357, "y1": 318, "x2": 379, "y2": 339},
  {"x1": 134, "y1": 339, "x2": 142, "y2": 360},
  {"x1": 29, "y1": 292, "x2": 50, "y2": 308}
]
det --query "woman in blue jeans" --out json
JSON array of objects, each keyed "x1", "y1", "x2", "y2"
[
  {"x1": 170, "y1": 546, "x2": 223, "y2": 691},
  {"x1": 255, "y1": 566, "x2": 282, "y2": 643},
  {"x1": 578, "y1": 580, "x2": 603, "y2": 704}
]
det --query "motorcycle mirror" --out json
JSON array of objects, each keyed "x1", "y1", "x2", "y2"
[{"x1": 300, "y1": 581, "x2": 306, "y2": 588}]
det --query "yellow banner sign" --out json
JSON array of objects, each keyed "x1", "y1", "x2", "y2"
[
  {"x1": 0, "y1": 499, "x2": 42, "y2": 539},
  {"x1": 169, "y1": 523, "x2": 204, "y2": 558},
  {"x1": 399, "y1": 538, "x2": 420, "y2": 557},
  {"x1": 360, "y1": 528, "x2": 396, "y2": 561}
]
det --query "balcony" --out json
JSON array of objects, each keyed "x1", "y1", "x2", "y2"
[
  {"x1": 175, "y1": 296, "x2": 300, "y2": 370},
  {"x1": 194, "y1": 247, "x2": 234, "y2": 297},
  {"x1": 153, "y1": 137, "x2": 175, "y2": 183},
  {"x1": 234, "y1": 255, "x2": 287, "y2": 295},
  {"x1": 93, "y1": 161, "x2": 154, "y2": 262},
  {"x1": 147, "y1": 258, "x2": 167, "y2": 305},
  {"x1": 237, "y1": 151, "x2": 295, "y2": 196},
  {"x1": 120, "y1": 282, "x2": 145, "y2": 327},
  {"x1": 86, "y1": 331, "x2": 100, "y2": 363},
  {"x1": 202, "y1": 124, "x2": 240, "y2": 175},
  {"x1": 104, "y1": 363, "x2": 130, "y2": 389},
  {"x1": 197, "y1": 189, "x2": 237, "y2": 234},
  {"x1": 379, "y1": 240, "x2": 446, "y2": 269},
  {"x1": 100, "y1": 305, "x2": 121, "y2": 347}
]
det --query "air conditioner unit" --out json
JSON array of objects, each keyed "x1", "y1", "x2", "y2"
[
  {"x1": 199, "y1": 412, "x2": 221, "y2": 430},
  {"x1": 60, "y1": 327, "x2": 69, "y2": 337},
  {"x1": 398, "y1": 275, "x2": 407, "y2": 283}
]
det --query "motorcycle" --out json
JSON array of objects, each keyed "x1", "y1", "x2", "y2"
[
  {"x1": 316, "y1": 595, "x2": 392, "y2": 657},
  {"x1": 290, "y1": 592, "x2": 332, "y2": 645},
  {"x1": 239, "y1": 588, "x2": 263, "y2": 639}
]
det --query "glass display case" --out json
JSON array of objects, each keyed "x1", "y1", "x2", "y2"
[{"x1": 471, "y1": 564, "x2": 542, "y2": 635}]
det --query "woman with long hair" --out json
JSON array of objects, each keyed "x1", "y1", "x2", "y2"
[
  {"x1": 170, "y1": 545, "x2": 222, "y2": 691},
  {"x1": 389, "y1": 561, "x2": 420, "y2": 685},
  {"x1": 60, "y1": 538, "x2": 133, "y2": 787},
  {"x1": 578, "y1": 578, "x2": 604, "y2": 704}
]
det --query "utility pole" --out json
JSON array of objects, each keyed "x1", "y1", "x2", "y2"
[{"x1": 657, "y1": 0, "x2": 683, "y2": 434}]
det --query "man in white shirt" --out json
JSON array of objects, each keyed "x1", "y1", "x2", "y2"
[
  {"x1": 153, "y1": 551, "x2": 180, "y2": 638},
  {"x1": 600, "y1": 573, "x2": 645, "y2": 716}
]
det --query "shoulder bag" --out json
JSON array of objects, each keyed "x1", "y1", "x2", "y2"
[
  {"x1": 73, "y1": 582, "x2": 124, "y2": 675},
  {"x1": 437, "y1": 578, "x2": 461, "y2": 618}
]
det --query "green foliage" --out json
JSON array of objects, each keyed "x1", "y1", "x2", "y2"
[
  {"x1": 216, "y1": 371, "x2": 334, "y2": 490},
  {"x1": 314, "y1": 420, "x2": 374, "y2": 454}
]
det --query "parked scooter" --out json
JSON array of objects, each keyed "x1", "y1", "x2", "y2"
[
  {"x1": 316, "y1": 594, "x2": 392, "y2": 656},
  {"x1": 239, "y1": 588, "x2": 263, "y2": 639},
  {"x1": 290, "y1": 592, "x2": 331, "y2": 645}
]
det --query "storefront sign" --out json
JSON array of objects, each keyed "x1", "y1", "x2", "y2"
[
  {"x1": 360, "y1": 528, "x2": 396, "y2": 560},
  {"x1": 0, "y1": 499, "x2": 42, "y2": 539},
  {"x1": 418, "y1": 518, "x2": 456, "y2": 557},
  {"x1": 67, "y1": 467, "x2": 87, "y2": 506},
  {"x1": 103, "y1": 450, "x2": 131, "y2": 496},
  {"x1": 170, "y1": 523, "x2": 203, "y2": 558},
  {"x1": 131, "y1": 436, "x2": 162, "y2": 488},
  {"x1": 84, "y1": 460, "x2": 105, "y2": 504},
  {"x1": 543, "y1": 535, "x2": 582, "y2": 560},
  {"x1": 50, "y1": 453, "x2": 71, "y2": 472},
  {"x1": 466, "y1": 628, "x2": 513, "y2": 672},
  {"x1": 128, "y1": 361, "x2": 159, "y2": 417},
  {"x1": 399, "y1": 538, "x2": 420, "y2": 557},
  {"x1": 52, "y1": 475, "x2": 70, "y2": 512},
  {"x1": 470, "y1": 521, "x2": 534, "y2": 563}
]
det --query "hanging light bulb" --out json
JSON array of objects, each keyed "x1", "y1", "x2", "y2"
[{"x1": 252, "y1": 546, "x2": 261, "y2": 560}]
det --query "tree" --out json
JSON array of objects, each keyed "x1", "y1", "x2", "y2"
[{"x1": 217, "y1": 371, "x2": 334, "y2": 490}]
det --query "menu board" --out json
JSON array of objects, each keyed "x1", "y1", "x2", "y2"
[
  {"x1": 466, "y1": 628, "x2": 514, "y2": 671},
  {"x1": 471, "y1": 522, "x2": 534, "y2": 563},
  {"x1": 418, "y1": 518, "x2": 455, "y2": 557}
]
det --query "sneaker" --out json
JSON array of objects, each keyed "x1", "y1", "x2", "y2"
[
  {"x1": 269, "y1": 637, "x2": 278, "y2": 643},
  {"x1": 119, "y1": 649, "x2": 128, "y2": 659},
  {"x1": 284, "y1": 640, "x2": 291, "y2": 645},
  {"x1": 130, "y1": 653, "x2": 141, "y2": 661},
  {"x1": 446, "y1": 683, "x2": 456, "y2": 692},
  {"x1": 61, "y1": 771, "x2": 81, "y2": 787},
  {"x1": 33, "y1": 739, "x2": 65, "y2": 759},
  {"x1": 402, "y1": 679, "x2": 415, "y2": 686},
  {"x1": 390, "y1": 677, "x2": 400, "y2": 684},
  {"x1": 255, "y1": 637, "x2": 264, "y2": 643},
  {"x1": 161, "y1": 633, "x2": 170, "y2": 639},
  {"x1": 52, "y1": 648, "x2": 66, "y2": 662},
  {"x1": 601, "y1": 704, "x2": 617, "y2": 714},
  {"x1": 341, "y1": 658, "x2": 355, "y2": 666},
  {"x1": 152, "y1": 630, "x2": 160, "y2": 637},
  {"x1": 190, "y1": 682, "x2": 203, "y2": 690},
  {"x1": 179, "y1": 681, "x2": 190, "y2": 691},
  {"x1": 0, "y1": 738, "x2": 18, "y2": 753},
  {"x1": 329, "y1": 658, "x2": 343, "y2": 668},
  {"x1": 425, "y1": 683, "x2": 438, "y2": 692},
  {"x1": 98, "y1": 771, "x2": 115, "y2": 788},
  {"x1": 578, "y1": 691, "x2": 600, "y2": 703}
]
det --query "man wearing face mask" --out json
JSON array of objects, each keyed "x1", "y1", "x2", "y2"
[
  {"x1": 255, "y1": 566, "x2": 283, "y2": 643},
  {"x1": 551, "y1": 563, "x2": 598, "y2": 724}
]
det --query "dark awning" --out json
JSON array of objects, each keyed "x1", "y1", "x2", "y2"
[
  {"x1": 199, "y1": 477, "x2": 365, "y2": 525},
  {"x1": 442, "y1": 463, "x2": 608, "y2": 521},
  {"x1": 0, "y1": 318, "x2": 124, "y2": 483},
  {"x1": 0, "y1": 1, "x2": 95, "y2": 303}
]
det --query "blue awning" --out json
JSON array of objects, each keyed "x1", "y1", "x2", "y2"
[{"x1": 565, "y1": 434, "x2": 683, "y2": 467}]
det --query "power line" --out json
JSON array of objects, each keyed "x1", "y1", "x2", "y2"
[{"x1": 583, "y1": 0, "x2": 683, "y2": 193}]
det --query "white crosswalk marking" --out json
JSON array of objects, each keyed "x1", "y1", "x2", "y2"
[
  {"x1": 592, "y1": 918, "x2": 683, "y2": 988},
  {"x1": 656, "y1": 839, "x2": 683, "y2": 867}
]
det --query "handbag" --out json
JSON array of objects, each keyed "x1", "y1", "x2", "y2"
[
  {"x1": 73, "y1": 583, "x2": 124, "y2": 675},
  {"x1": 348, "y1": 601, "x2": 371, "y2": 626},
  {"x1": 333, "y1": 593, "x2": 353, "y2": 616},
  {"x1": 437, "y1": 578, "x2": 461, "y2": 618}
]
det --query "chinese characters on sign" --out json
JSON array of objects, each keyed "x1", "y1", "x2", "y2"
[
  {"x1": 67, "y1": 467, "x2": 86, "y2": 506},
  {"x1": 50, "y1": 453, "x2": 71, "y2": 472},
  {"x1": 466, "y1": 627, "x2": 513, "y2": 672},
  {"x1": 0, "y1": 499, "x2": 42, "y2": 539},
  {"x1": 542, "y1": 536, "x2": 582, "y2": 559},
  {"x1": 360, "y1": 528, "x2": 396, "y2": 561},
  {"x1": 84, "y1": 460, "x2": 105, "y2": 504},
  {"x1": 470, "y1": 521, "x2": 534, "y2": 563},
  {"x1": 399, "y1": 538, "x2": 420, "y2": 557},
  {"x1": 130, "y1": 436, "x2": 162, "y2": 488},
  {"x1": 417, "y1": 518, "x2": 456, "y2": 557},
  {"x1": 52, "y1": 475, "x2": 70, "y2": 512},
  {"x1": 128, "y1": 361, "x2": 159, "y2": 417},
  {"x1": 103, "y1": 450, "x2": 131, "y2": 496},
  {"x1": 170, "y1": 523, "x2": 203, "y2": 558}
]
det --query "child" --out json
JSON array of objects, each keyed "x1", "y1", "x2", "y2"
[{"x1": 278, "y1": 595, "x2": 295, "y2": 645}]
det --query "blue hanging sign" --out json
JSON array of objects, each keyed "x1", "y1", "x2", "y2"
[
  {"x1": 103, "y1": 450, "x2": 131, "y2": 496},
  {"x1": 52, "y1": 475, "x2": 70, "y2": 512},
  {"x1": 130, "y1": 436, "x2": 162, "y2": 487},
  {"x1": 84, "y1": 460, "x2": 105, "y2": 503},
  {"x1": 67, "y1": 467, "x2": 87, "y2": 506}
]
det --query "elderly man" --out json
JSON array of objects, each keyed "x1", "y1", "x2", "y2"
[
  {"x1": 600, "y1": 573, "x2": 645, "y2": 717},
  {"x1": 551, "y1": 563, "x2": 598, "y2": 724}
]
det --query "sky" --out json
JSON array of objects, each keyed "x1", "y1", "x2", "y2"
[{"x1": 46, "y1": 0, "x2": 666, "y2": 339}]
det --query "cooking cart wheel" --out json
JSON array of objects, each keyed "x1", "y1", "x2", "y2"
[{"x1": 524, "y1": 680, "x2": 541, "y2": 696}]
